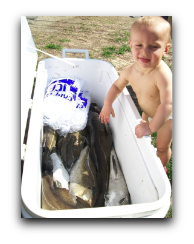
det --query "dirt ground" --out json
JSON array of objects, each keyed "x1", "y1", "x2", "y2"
[{"x1": 27, "y1": 16, "x2": 172, "y2": 114}]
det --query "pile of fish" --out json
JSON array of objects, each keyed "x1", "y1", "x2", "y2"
[{"x1": 41, "y1": 103, "x2": 131, "y2": 210}]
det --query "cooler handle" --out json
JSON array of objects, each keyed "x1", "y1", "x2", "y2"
[{"x1": 62, "y1": 49, "x2": 89, "y2": 59}]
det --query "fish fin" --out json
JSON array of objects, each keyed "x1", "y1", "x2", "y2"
[
  {"x1": 83, "y1": 136, "x2": 89, "y2": 147},
  {"x1": 119, "y1": 197, "x2": 127, "y2": 205},
  {"x1": 128, "y1": 193, "x2": 132, "y2": 204},
  {"x1": 89, "y1": 103, "x2": 101, "y2": 114},
  {"x1": 89, "y1": 146, "x2": 98, "y2": 171},
  {"x1": 76, "y1": 197, "x2": 92, "y2": 209},
  {"x1": 112, "y1": 154, "x2": 118, "y2": 177}
]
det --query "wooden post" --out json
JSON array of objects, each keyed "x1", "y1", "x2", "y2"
[{"x1": 168, "y1": 16, "x2": 173, "y2": 38}]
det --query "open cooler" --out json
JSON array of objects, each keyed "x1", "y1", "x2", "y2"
[{"x1": 21, "y1": 16, "x2": 171, "y2": 218}]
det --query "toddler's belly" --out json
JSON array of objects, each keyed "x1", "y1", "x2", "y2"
[{"x1": 138, "y1": 99, "x2": 159, "y2": 118}]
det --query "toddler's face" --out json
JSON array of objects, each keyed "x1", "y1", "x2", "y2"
[{"x1": 129, "y1": 24, "x2": 170, "y2": 69}]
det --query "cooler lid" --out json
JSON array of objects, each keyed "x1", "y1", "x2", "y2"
[{"x1": 21, "y1": 16, "x2": 38, "y2": 159}]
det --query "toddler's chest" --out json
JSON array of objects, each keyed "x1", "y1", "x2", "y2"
[{"x1": 129, "y1": 75, "x2": 159, "y2": 98}]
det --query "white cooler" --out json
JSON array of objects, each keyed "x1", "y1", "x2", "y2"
[{"x1": 21, "y1": 16, "x2": 171, "y2": 218}]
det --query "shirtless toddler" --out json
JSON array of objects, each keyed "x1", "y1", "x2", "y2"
[{"x1": 99, "y1": 16, "x2": 172, "y2": 168}]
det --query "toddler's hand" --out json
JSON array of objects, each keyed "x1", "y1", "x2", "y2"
[
  {"x1": 99, "y1": 104, "x2": 115, "y2": 124},
  {"x1": 135, "y1": 120, "x2": 152, "y2": 138}
]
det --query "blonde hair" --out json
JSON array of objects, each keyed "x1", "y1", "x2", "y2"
[{"x1": 131, "y1": 16, "x2": 171, "y2": 43}]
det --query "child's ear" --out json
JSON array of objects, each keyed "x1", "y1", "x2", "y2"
[
  {"x1": 163, "y1": 43, "x2": 171, "y2": 55},
  {"x1": 129, "y1": 40, "x2": 132, "y2": 48}
]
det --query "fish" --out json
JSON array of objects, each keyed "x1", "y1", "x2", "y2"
[
  {"x1": 69, "y1": 145, "x2": 99, "y2": 207},
  {"x1": 42, "y1": 126, "x2": 58, "y2": 172},
  {"x1": 86, "y1": 111, "x2": 113, "y2": 207},
  {"x1": 41, "y1": 173, "x2": 77, "y2": 210},
  {"x1": 50, "y1": 152, "x2": 69, "y2": 189},
  {"x1": 105, "y1": 147, "x2": 131, "y2": 206},
  {"x1": 89, "y1": 103, "x2": 101, "y2": 114},
  {"x1": 56, "y1": 135, "x2": 64, "y2": 152},
  {"x1": 53, "y1": 184, "x2": 92, "y2": 209},
  {"x1": 59, "y1": 131, "x2": 88, "y2": 173},
  {"x1": 79, "y1": 127, "x2": 88, "y2": 138},
  {"x1": 42, "y1": 156, "x2": 53, "y2": 175}
]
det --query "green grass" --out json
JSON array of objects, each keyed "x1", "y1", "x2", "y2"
[
  {"x1": 168, "y1": 64, "x2": 172, "y2": 72},
  {"x1": 114, "y1": 31, "x2": 130, "y2": 43},
  {"x1": 166, "y1": 143, "x2": 172, "y2": 183},
  {"x1": 102, "y1": 46, "x2": 116, "y2": 58},
  {"x1": 102, "y1": 45, "x2": 131, "y2": 58},
  {"x1": 79, "y1": 25, "x2": 90, "y2": 32},
  {"x1": 151, "y1": 131, "x2": 172, "y2": 218},
  {"x1": 165, "y1": 204, "x2": 172, "y2": 218},
  {"x1": 114, "y1": 36, "x2": 129, "y2": 42},
  {"x1": 116, "y1": 44, "x2": 131, "y2": 54},
  {"x1": 45, "y1": 43, "x2": 62, "y2": 50},
  {"x1": 64, "y1": 26, "x2": 74, "y2": 33},
  {"x1": 151, "y1": 132, "x2": 172, "y2": 184},
  {"x1": 59, "y1": 39, "x2": 71, "y2": 42}
]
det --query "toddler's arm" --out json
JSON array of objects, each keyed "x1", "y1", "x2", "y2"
[
  {"x1": 148, "y1": 69, "x2": 172, "y2": 133},
  {"x1": 99, "y1": 69, "x2": 129, "y2": 124},
  {"x1": 135, "y1": 67, "x2": 172, "y2": 138}
]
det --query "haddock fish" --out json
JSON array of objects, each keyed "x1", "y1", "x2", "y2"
[
  {"x1": 89, "y1": 103, "x2": 101, "y2": 114},
  {"x1": 41, "y1": 173, "x2": 77, "y2": 210},
  {"x1": 69, "y1": 145, "x2": 99, "y2": 207},
  {"x1": 42, "y1": 126, "x2": 58, "y2": 172},
  {"x1": 105, "y1": 147, "x2": 131, "y2": 206},
  {"x1": 87, "y1": 111, "x2": 113, "y2": 207},
  {"x1": 59, "y1": 131, "x2": 88, "y2": 173}
]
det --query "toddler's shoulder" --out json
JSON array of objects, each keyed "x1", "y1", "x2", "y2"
[
  {"x1": 122, "y1": 64, "x2": 134, "y2": 72},
  {"x1": 120, "y1": 64, "x2": 134, "y2": 78},
  {"x1": 155, "y1": 61, "x2": 172, "y2": 86},
  {"x1": 157, "y1": 60, "x2": 172, "y2": 75}
]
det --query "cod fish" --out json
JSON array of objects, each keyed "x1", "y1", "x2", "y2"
[
  {"x1": 50, "y1": 152, "x2": 69, "y2": 189},
  {"x1": 89, "y1": 103, "x2": 101, "y2": 114},
  {"x1": 59, "y1": 132, "x2": 88, "y2": 173},
  {"x1": 41, "y1": 173, "x2": 77, "y2": 210},
  {"x1": 42, "y1": 126, "x2": 58, "y2": 172},
  {"x1": 69, "y1": 146, "x2": 99, "y2": 207},
  {"x1": 87, "y1": 111, "x2": 112, "y2": 207},
  {"x1": 105, "y1": 147, "x2": 131, "y2": 206}
]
